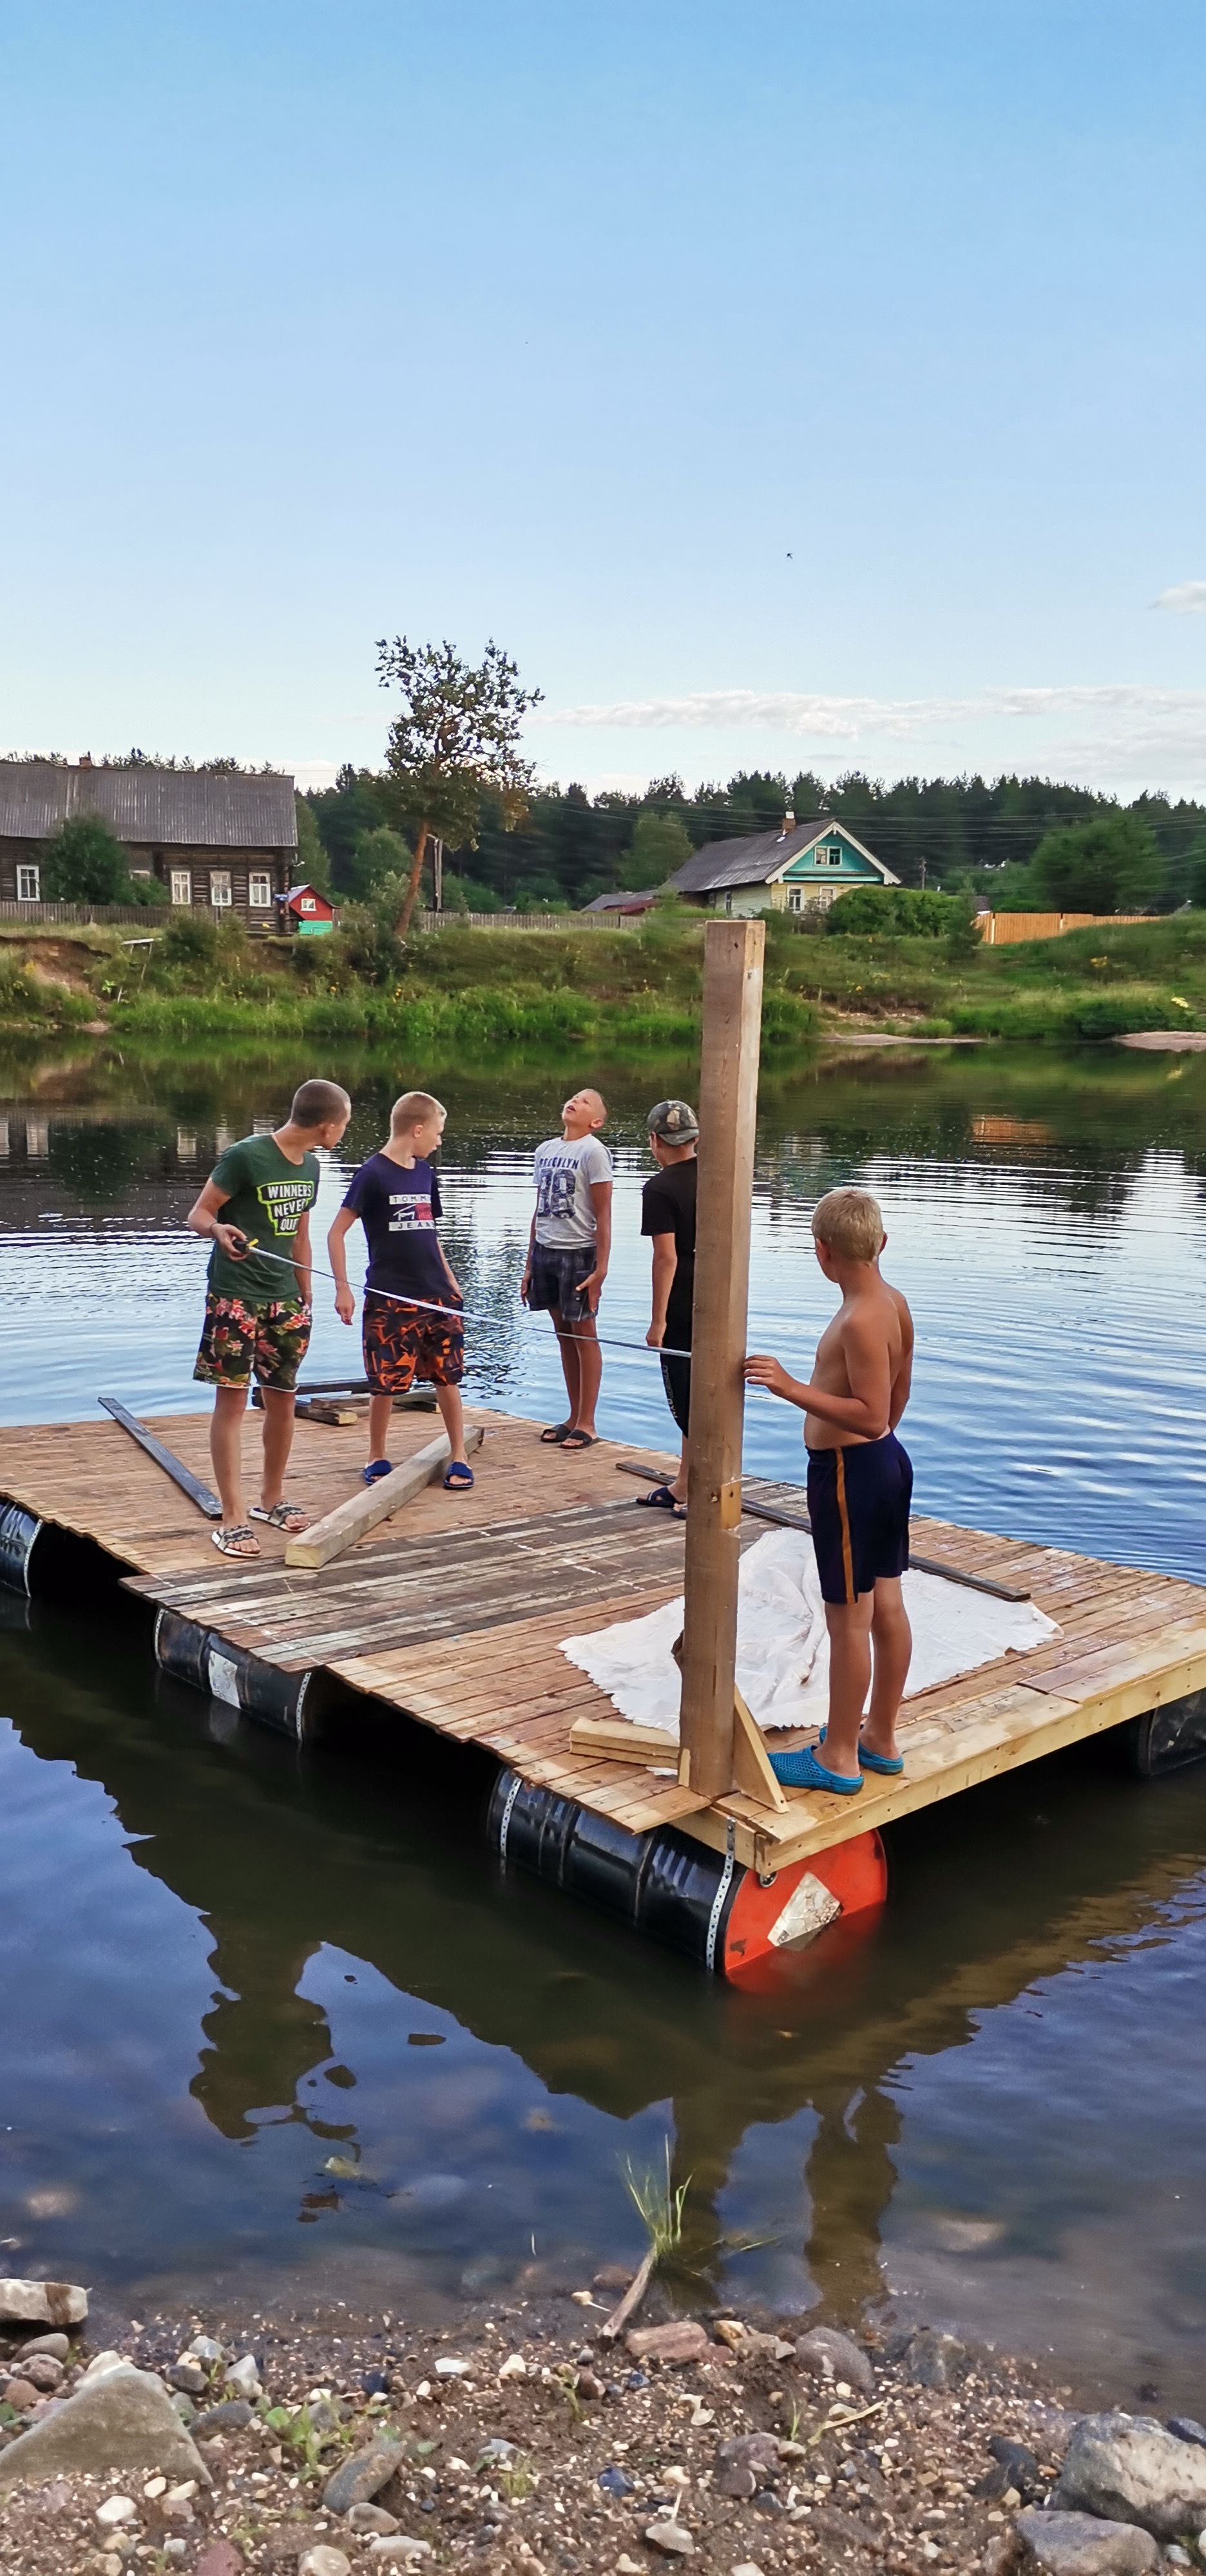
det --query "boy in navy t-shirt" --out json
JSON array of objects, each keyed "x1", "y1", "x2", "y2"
[{"x1": 328, "y1": 1090, "x2": 473, "y2": 1490}]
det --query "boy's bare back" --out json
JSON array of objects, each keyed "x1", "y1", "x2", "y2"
[{"x1": 805, "y1": 1272, "x2": 914, "y2": 1450}]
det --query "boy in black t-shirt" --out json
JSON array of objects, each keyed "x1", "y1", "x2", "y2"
[
  {"x1": 328, "y1": 1090, "x2": 473, "y2": 1491},
  {"x1": 638, "y1": 1098, "x2": 698, "y2": 1517}
]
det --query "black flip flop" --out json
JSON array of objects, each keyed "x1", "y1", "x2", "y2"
[
  {"x1": 636, "y1": 1484, "x2": 684, "y2": 1514},
  {"x1": 540, "y1": 1421, "x2": 572, "y2": 1444},
  {"x1": 559, "y1": 1430, "x2": 597, "y2": 1452}
]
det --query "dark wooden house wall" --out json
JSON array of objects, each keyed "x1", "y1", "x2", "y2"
[{"x1": 0, "y1": 840, "x2": 292, "y2": 919}]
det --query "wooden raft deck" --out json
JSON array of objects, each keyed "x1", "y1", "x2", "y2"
[{"x1": 1, "y1": 1403, "x2": 1205, "y2": 1872}]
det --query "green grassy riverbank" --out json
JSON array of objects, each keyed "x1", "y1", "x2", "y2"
[{"x1": 3, "y1": 909, "x2": 1206, "y2": 1051}]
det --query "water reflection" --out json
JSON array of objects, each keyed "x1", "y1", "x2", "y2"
[{"x1": 2, "y1": 1584, "x2": 1205, "y2": 2400}]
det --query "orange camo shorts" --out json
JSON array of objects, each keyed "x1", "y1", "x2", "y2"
[{"x1": 362, "y1": 1289, "x2": 464, "y2": 1392}]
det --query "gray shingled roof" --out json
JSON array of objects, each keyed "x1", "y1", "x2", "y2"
[
  {"x1": 0, "y1": 762, "x2": 296, "y2": 849},
  {"x1": 667, "y1": 819, "x2": 834, "y2": 893}
]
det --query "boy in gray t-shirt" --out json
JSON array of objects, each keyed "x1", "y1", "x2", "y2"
[{"x1": 522, "y1": 1087, "x2": 613, "y2": 1450}]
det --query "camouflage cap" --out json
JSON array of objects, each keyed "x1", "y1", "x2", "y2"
[{"x1": 647, "y1": 1098, "x2": 699, "y2": 1142}]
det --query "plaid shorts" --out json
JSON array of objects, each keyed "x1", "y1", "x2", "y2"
[
  {"x1": 194, "y1": 1292, "x2": 312, "y2": 1392},
  {"x1": 362, "y1": 1289, "x2": 464, "y2": 1393},
  {"x1": 527, "y1": 1243, "x2": 598, "y2": 1323}
]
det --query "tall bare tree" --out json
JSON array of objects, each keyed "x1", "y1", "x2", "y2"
[{"x1": 374, "y1": 635, "x2": 542, "y2": 936}]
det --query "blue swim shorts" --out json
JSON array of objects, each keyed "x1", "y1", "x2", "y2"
[{"x1": 807, "y1": 1431, "x2": 913, "y2": 1605}]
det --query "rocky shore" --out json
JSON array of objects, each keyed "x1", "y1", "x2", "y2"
[{"x1": 0, "y1": 2272, "x2": 1203, "y2": 2576}]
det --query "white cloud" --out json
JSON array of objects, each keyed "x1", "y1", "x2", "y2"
[
  {"x1": 537, "y1": 683, "x2": 1206, "y2": 739},
  {"x1": 1153, "y1": 581, "x2": 1206, "y2": 613}
]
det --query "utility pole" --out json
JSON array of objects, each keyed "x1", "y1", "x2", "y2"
[{"x1": 677, "y1": 917, "x2": 765, "y2": 1803}]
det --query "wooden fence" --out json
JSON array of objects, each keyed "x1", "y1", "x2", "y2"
[
  {"x1": 0, "y1": 900, "x2": 164, "y2": 927},
  {"x1": 977, "y1": 911, "x2": 1152, "y2": 945}
]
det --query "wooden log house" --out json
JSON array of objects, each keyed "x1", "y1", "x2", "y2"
[{"x1": 0, "y1": 759, "x2": 296, "y2": 923}]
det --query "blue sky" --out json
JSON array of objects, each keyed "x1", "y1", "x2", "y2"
[{"x1": 2, "y1": 1, "x2": 1203, "y2": 798}]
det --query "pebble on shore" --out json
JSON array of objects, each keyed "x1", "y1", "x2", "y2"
[{"x1": 0, "y1": 2283, "x2": 1200, "y2": 2576}]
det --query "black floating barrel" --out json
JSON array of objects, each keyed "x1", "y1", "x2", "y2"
[
  {"x1": 153, "y1": 1607, "x2": 318, "y2": 1741},
  {"x1": 1127, "y1": 1689, "x2": 1206, "y2": 1776},
  {"x1": 0, "y1": 1503, "x2": 43, "y2": 1596},
  {"x1": 488, "y1": 1769, "x2": 741, "y2": 1972}
]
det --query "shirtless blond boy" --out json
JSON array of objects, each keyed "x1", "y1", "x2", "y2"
[{"x1": 744, "y1": 1186, "x2": 914, "y2": 1795}]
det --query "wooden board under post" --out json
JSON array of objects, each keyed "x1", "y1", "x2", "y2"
[
  {"x1": 731, "y1": 1685, "x2": 789, "y2": 1810},
  {"x1": 570, "y1": 1714, "x2": 683, "y2": 1766},
  {"x1": 678, "y1": 917, "x2": 765, "y2": 1803}
]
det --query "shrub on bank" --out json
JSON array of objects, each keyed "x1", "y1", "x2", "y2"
[{"x1": 825, "y1": 886, "x2": 974, "y2": 940}]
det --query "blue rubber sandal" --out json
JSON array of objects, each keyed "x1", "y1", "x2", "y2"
[
  {"x1": 770, "y1": 1743, "x2": 863, "y2": 1795},
  {"x1": 443, "y1": 1461, "x2": 475, "y2": 1490},
  {"x1": 636, "y1": 1484, "x2": 686, "y2": 1517},
  {"x1": 363, "y1": 1457, "x2": 394, "y2": 1484},
  {"x1": 819, "y1": 1726, "x2": 905, "y2": 1779},
  {"x1": 858, "y1": 1741, "x2": 905, "y2": 1776}
]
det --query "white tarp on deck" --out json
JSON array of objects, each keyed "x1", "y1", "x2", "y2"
[{"x1": 560, "y1": 1526, "x2": 1059, "y2": 1738}]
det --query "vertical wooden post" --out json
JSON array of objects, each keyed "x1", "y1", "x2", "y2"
[{"x1": 678, "y1": 917, "x2": 765, "y2": 1803}]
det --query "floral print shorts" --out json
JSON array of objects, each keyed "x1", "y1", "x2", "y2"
[{"x1": 193, "y1": 1293, "x2": 312, "y2": 1392}]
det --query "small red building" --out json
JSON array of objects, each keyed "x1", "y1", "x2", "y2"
[{"x1": 283, "y1": 884, "x2": 337, "y2": 937}]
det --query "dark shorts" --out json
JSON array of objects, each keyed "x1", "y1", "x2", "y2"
[
  {"x1": 194, "y1": 1292, "x2": 312, "y2": 1392},
  {"x1": 528, "y1": 1243, "x2": 598, "y2": 1324},
  {"x1": 362, "y1": 1289, "x2": 464, "y2": 1393},
  {"x1": 660, "y1": 1350, "x2": 691, "y2": 1434},
  {"x1": 807, "y1": 1432, "x2": 913, "y2": 1605}
]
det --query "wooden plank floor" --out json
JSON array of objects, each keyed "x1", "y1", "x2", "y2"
[{"x1": 1, "y1": 1405, "x2": 1204, "y2": 1868}]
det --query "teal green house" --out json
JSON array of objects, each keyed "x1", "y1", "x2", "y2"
[{"x1": 666, "y1": 812, "x2": 899, "y2": 916}]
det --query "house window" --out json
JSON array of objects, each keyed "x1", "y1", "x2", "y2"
[
  {"x1": 819, "y1": 844, "x2": 843, "y2": 867},
  {"x1": 209, "y1": 871, "x2": 233, "y2": 909},
  {"x1": 248, "y1": 871, "x2": 272, "y2": 909},
  {"x1": 170, "y1": 868, "x2": 192, "y2": 906},
  {"x1": 723, "y1": 891, "x2": 733, "y2": 914},
  {"x1": 788, "y1": 887, "x2": 802, "y2": 913},
  {"x1": 15, "y1": 864, "x2": 39, "y2": 902}
]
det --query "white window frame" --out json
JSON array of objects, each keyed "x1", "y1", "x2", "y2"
[
  {"x1": 170, "y1": 868, "x2": 192, "y2": 907},
  {"x1": 209, "y1": 870, "x2": 233, "y2": 909},
  {"x1": 15, "y1": 864, "x2": 39, "y2": 902},
  {"x1": 788, "y1": 886, "x2": 803, "y2": 912},
  {"x1": 248, "y1": 871, "x2": 272, "y2": 909},
  {"x1": 821, "y1": 844, "x2": 843, "y2": 867}
]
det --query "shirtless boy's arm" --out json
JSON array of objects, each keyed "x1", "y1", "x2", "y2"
[{"x1": 745, "y1": 1307, "x2": 894, "y2": 1441}]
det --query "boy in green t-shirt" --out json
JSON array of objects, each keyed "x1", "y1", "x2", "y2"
[{"x1": 186, "y1": 1077, "x2": 351, "y2": 1557}]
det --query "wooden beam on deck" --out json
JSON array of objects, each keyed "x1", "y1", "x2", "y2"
[
  {"x1": 284, "y1": 1425, "x2": 484, "y2": 1569},
  {"x1": 677, "y1": 916, "x2": 765, "y2": 1804}
]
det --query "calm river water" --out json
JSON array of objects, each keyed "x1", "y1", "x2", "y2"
[{"x1": 1, "y1": 1034, "x2": 1204, "y2": 2400}]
